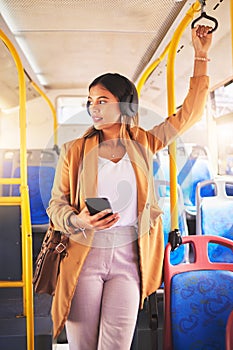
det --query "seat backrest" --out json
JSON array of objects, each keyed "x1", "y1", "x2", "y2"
[
  {"x1": 152, "y1": 153, "x2": 161, "y2": 179},
  {"x1": 154, "y1": 180, "x2": 189, "y2": 265},
  {"x1": 163, "y1": 235, "x2": 233, "y2": 350},
  {"x1": 11, "y1": 149, "x2": 58, "y2": 225},
  {"x1": 156, "y1": 148, "x2": 170, "y2": 182},
  {"x1": 196, "y1": 179, "x2": 233, "y2": 262},
  {"x1": 178, "y1": 146, "x2": 214, "y2": 215},
  {"x1": 156, "y1": 144, "x2": 214, "y2": 215}
]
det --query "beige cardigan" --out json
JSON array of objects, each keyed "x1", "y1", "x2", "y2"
[{"x1": 47, "y1": 76, "x2": 209, "y2": 338}]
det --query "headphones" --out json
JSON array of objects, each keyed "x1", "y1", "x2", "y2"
[
  {"x1": 119, "y1": 78, "x2": 138, "y2": 117},
  {"x1": 86, "y1": 74, "x2": 138, "y2": 118}
]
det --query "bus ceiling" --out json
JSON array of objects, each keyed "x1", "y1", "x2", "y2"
[{"x1": 0, "y1": 0, "x2": 231, "y2": 116}]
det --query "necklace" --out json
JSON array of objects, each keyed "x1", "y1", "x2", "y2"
[{"x1": 99, "y1": 140, "x2": 125, "y2": 160}]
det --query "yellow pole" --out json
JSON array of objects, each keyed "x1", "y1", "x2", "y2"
[
  {"x1": 0, "y1": 281, "x2": 24, "y2": 287},
  {"x1": 0, "y1": 30, "x2": 34, "y2": 350},
  {"x1": 167, "y1": 1, "x2": 200, "y2": 230},
  {"x1": 30, "y1": 80, "x2": 58, "y2": 147},
  {"x1": 137, "y1": 42, "x2": 170, "y2": 96},
  {"x1": 137, "y1": 1, "x2": 201, "y2": 97}
]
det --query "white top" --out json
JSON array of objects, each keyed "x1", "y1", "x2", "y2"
[{"x1": 98, "y1": 153, "x2": 137, "y2": 227}]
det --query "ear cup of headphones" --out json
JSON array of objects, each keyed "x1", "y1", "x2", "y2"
[
  {"x1": 120, "y1": 82, "x2": 138, "y2": 117},
  {"x1": 86, "y1": 100, "x2": 91, "y2": 116}
]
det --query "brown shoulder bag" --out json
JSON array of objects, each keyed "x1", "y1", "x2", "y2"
[{"x1": 32, "y1": 226, "x2": 69, "y2": 295}]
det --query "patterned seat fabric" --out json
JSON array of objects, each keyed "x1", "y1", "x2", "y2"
[{"x1": 171, "y1": 270, "x2": 233, "y2": 350}]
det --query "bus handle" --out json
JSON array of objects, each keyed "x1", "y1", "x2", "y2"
[{"x1": 191, "y1": 0, "x2": 218, "y2": 34}]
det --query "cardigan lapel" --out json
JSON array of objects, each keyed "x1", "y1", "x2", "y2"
[{"x1": 79, "y1": 134, "x2": 99, "y2": 208}]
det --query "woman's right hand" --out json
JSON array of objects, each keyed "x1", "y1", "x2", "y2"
[
  {"x1": 192, "y1": 25, "x2": 212, "y2": 56},
  {"x1": 70, "y1": 206, "x2": 120, "y2": 231}
]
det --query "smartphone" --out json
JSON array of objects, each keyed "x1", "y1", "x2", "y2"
[{"x1": 85, "y1": 197, "x2": 113, "y2": 219}]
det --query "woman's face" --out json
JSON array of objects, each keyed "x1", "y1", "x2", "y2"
[{"x1": 87, "y1": 84, "x2": 121, "y2": 130}]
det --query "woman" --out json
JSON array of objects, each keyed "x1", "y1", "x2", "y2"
[{"x1": 47, "y1": 25, "x2": 212, "y2": 349}]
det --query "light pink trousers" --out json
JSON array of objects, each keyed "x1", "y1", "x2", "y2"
[{"x1": 66, "y1": 227, "x2": 140, "y2": 350}]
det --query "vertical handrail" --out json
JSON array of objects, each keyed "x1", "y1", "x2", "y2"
[
  {"x1": 137, "y1": 1, "x2": 201, "y2": 230},
  {"x1": 28, "y1": 77, "x2": 58, "y2": 148},
  {"x1": 0, "y1": 30, "x2": 34, "y2": 350},
  {"x1": 166, "y1": 1, "x2": 200, "y2": 230}
]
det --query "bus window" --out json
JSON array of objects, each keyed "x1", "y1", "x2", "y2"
[{"x1": 210, "y1": 80, "x2": 233, "y2": 175}]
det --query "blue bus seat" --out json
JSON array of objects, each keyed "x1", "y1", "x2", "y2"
[
  {"x1": 11, "y1": 149, "x2": 58, "y2": 226},
  {"x1": 156, "y1": 144, "x2": 195, "y2": 182},
  {"x1": 154, "y1": 180, "x2": 189, "y2": 265},
  {"x1": 163, "y1": 235, "x2": 233, "y2": 350},
  {"x1": 155, "y1": 148, "x2": 170, "y2": 182},
  {"x1": 196, "y1": 178, "x2": 233, "y2": 262},
  {"x1": 155, "y1": 144, "x2": 214, "y2": 216},
  {"x1": 152, "y1": 153, "x2": 161, "y2": 178},
  {"x1": 177, "y1": 144, "x2": 214, "y2": 216}
]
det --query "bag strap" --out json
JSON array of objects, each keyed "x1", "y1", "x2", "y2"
[{"x1": 54, "y1": 235, "x2": 69, "y2": 254}]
